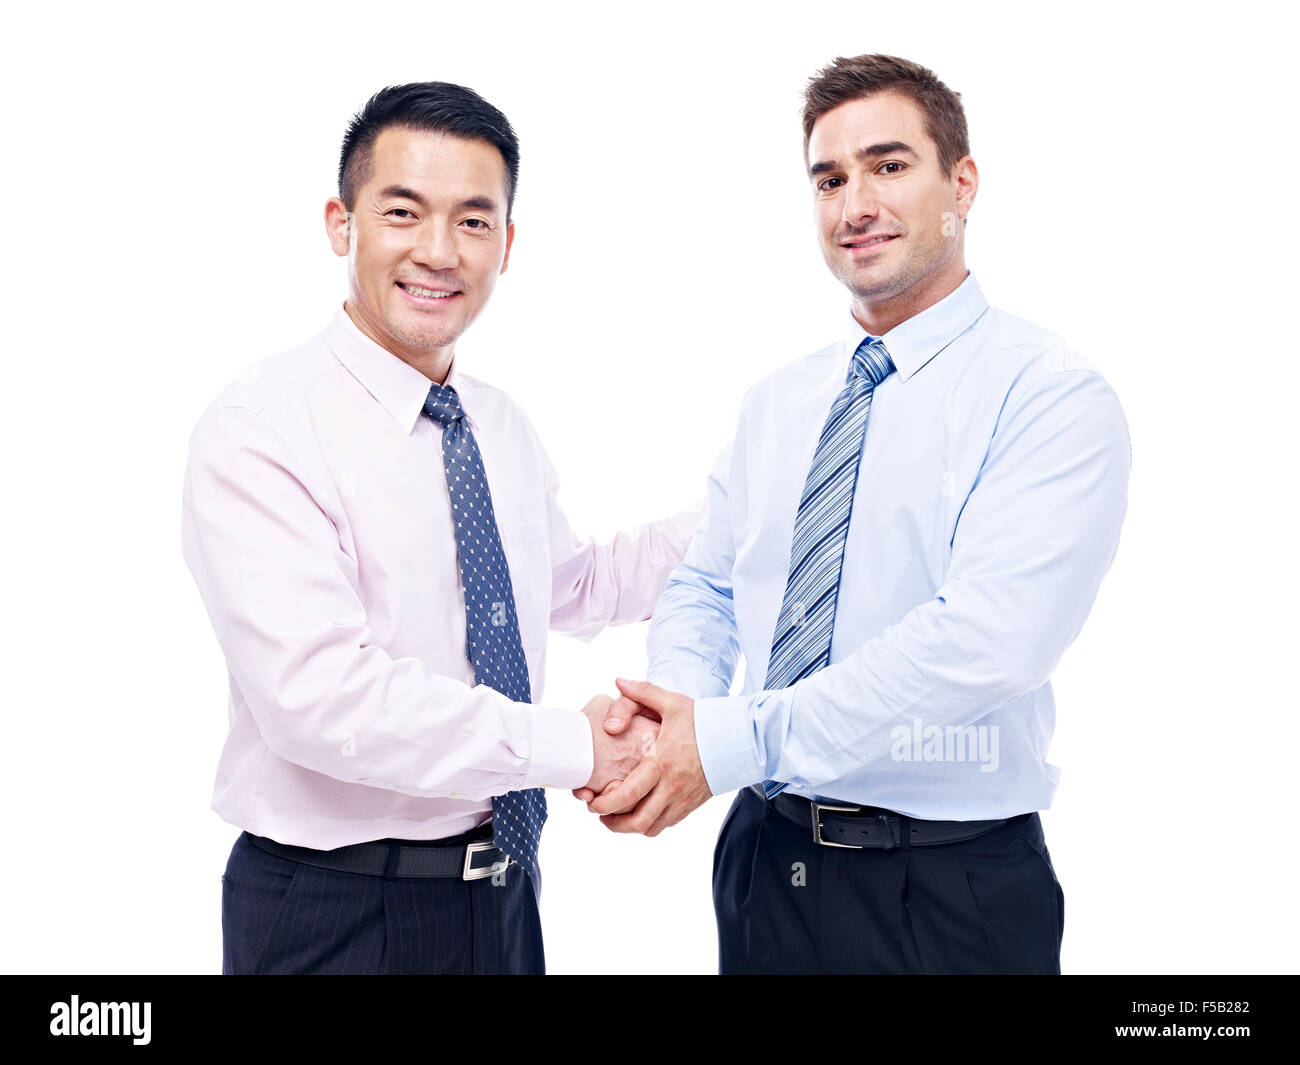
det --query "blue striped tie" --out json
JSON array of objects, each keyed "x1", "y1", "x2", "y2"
[
  {"x1": 423, "y1": 383, "x2": 546, "y2": 878},
  {"x1": 754, "y1": 336, "x2": 895, "y2": 800}
]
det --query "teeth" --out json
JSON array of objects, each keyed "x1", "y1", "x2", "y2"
[
  {"x1": 861, "y1": 236, "x2": 892, "y2": 246},
  {"x1": 405, "y1": 285, "x2": 454, "y2": 298}
]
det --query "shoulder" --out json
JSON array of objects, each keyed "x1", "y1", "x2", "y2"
[
  {"x1": 186, "y1": 333, "x2": 343, "y2": 464},
  {"x1": 973, "y1": 305, "x2": 1122, "y2": 411},
  {"x1": 734, "y1": 339, "x2": 844, "y2": 421},
  {"x1": 198, "y1": 334, "x2": 340, "y2": 423},
  {"x1": 972, "y1": 306, "x2": 1131, "y2": 465}
]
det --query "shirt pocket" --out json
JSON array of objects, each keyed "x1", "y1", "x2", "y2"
[{"x1": 498, "y1": 519, "x2": 551, "y2": 651}]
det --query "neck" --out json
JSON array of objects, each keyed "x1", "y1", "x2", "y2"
[
  {"x1": 343, "y1": 301, "x2": 454, "y2": 384},
  {"x1": 850, "y1": 259, "x2": 969, "y2": 337}
]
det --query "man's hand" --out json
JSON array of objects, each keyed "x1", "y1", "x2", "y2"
[
  {"x1": 584, "y1": 678, "x2": 712, "y2": 837},
  {"x1": 579, "y1": 694, "x2": 659, "y2": 795},
  {"x1": 571, "y1": 690, "x2": 660, "y2": 803}
]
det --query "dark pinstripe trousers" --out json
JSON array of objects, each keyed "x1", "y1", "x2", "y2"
[{"x1": 221, "y1": 829, "x2": 545, "y2": 974}]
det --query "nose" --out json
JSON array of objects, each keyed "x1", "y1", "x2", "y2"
[
  {"x1": 841, "y1": 176, "x2": 879, "y2": 229},
  {"x1": 409, "y1": 219, "x2": 461, "y2": 272}
]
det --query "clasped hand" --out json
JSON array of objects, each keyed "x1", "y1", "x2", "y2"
[{"x1": 574, "y1": 678, "x2": 712, "y2": 837}]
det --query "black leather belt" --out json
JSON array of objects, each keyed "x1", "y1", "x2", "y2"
[
  {"x1": 247, "y1": 824, "x2": 510, "y2": 881},
  {"x1": 771, "y1": 792, "x2": 1008, "y2": 849}
]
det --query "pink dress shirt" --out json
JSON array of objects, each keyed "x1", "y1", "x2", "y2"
[{"x1": 181, "y1": 307, "x2": 698, "y2": 849}]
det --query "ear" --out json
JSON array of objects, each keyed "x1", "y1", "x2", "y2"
[
  {"x1": 499, "y1": 220, "x2": 516, "y2": 276},
  {"x1": 325, "y1": 197, "x2": 351, "y2": 257},
  {"x1": 952, "y1": 155, "x2": 978, "y2": 223}
]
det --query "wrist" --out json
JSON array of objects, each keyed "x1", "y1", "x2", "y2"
[{"x1": 522, "y1": 705, "x2": 594, "y2": 790}]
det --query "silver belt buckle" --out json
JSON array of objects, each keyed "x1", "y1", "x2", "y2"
[
  {"x1": 462, "y1": 840, "x2": 510, "y2": 880},
  {"x1": 811, "y1": 802, "x2": 866, "y2": 849}
]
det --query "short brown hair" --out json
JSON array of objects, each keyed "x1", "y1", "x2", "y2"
[{"x1": 802, "y1": 54, "x2": 970, "y2": 177}]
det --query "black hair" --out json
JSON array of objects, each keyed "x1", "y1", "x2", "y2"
[{"x1": 338, "y1": 82, "x2": 519, "y2": 220}]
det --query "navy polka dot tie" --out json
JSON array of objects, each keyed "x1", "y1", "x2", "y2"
[{"x1": 423, "y1": 383, "x2": 546, "y2": 879}]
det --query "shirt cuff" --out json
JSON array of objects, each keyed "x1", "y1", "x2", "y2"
[
  {"x1": 693, "y1": 693, "x2": 764, "y2": 796},
  {"x1": 522, "y1": 706, "x2": 593, "y2": 790}
]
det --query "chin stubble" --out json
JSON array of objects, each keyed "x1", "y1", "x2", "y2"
[{"x1": 386, "y1": 309, "x2": 465, "y2": 353}]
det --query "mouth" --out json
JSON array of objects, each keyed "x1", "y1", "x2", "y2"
[
  {"x1": 396, "y1": 281, "x2": 462, "y2": 305},
  {"x1": 841, "y1": 234, "x2": 899, "y2": 255}
]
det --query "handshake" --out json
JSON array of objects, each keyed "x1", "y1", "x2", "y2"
[{"x1": 571, "y1": 678, "x2": 713, "y2": 836}]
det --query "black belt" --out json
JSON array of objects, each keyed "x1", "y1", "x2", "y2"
[
  {"x1": 246, "y1": 824, "x2": 510, "y2": 881},
  {"x1": 770, "y1": 792, "x2": 1008, "y2": 849}
]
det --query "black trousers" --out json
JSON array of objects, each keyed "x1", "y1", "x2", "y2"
[
  {"x1": 220, "y1": 829, "x2": 545, "y2": 974},
  {"x1": 713, "y1": 788, "x2": 1064, "y2": 974}
]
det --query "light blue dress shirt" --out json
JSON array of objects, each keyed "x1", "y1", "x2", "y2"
[{"x1": 646, "y1": 271, "x2": 1131, "y2": 819}]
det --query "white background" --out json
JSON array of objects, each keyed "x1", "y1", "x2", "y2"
[{"x1": 2, "y1": 0, "x2": 1296, "y2": 974}]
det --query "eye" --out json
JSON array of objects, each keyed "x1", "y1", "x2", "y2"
[
  {"x1": 385, "y1": 207, "x2": 416, "y2": 219},
  {"x1": 878, "y1": 161, "x2": 905, "y2": 175},
  {"x1": 461, "y1": 218, "x2": 492, "y2": 230},
  {"x1": 817, "y1": 176, "x2": 845, "y2": 192}
]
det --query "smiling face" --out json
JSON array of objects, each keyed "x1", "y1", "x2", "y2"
[
  {"x1": 807, "y1": 91, "x2": 977, "y2": 332},
  {"x1": 325, "y1": 125, "x2": 514, "y2": 380}
]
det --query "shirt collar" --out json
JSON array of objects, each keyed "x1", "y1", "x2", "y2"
[
  {"x1": 842, "y1": 270, "x2": 990, "y2": 382},
  {"x1": 323, "y1": 304, "x2": 471, "y2": 435}
]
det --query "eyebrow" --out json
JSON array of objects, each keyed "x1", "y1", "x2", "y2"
[
  {"x1": 376, "y1": 185, "x2": 500, "y2": 213},
  {"x1": 808, "y1": 141, "x2": 918, "y2": 177}
]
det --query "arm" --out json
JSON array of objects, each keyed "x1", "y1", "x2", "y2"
[
  {"x1": 543, "y1": 446, "x2": 703, "y2": 639},
  {"x1": 591, "y1": 368, "x2": 1131, "y2": 828},
  {"x1": 566, "y1": 440, "x2": 736, "y2": 808},
  {"x1": 694, "y1": 368, "x2": 1132, "y2": 795},
  {"x1": 182, "y1": 405, "x2": 593, "y2": 801},
  {"x1": 642, "y1": 438, "x2": 742, "y2": 698}
]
